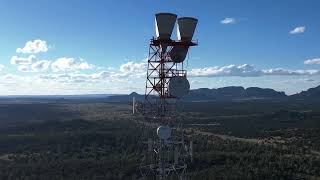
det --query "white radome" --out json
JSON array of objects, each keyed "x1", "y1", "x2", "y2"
[
  {"x1": 168, "y1": 76, "x2": 190, "y2": 98},
  {"x1": 157, "y1": 126, "x2": 171, "y2": 140}
]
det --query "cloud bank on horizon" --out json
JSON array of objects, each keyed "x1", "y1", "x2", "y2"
[{"x1": 0, "y1": 37, "x2": 319, "y2": 95}]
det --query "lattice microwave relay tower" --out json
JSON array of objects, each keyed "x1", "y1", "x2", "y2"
[{"x1": 139, "y1": 13, "x2": 198, "y2": 180}]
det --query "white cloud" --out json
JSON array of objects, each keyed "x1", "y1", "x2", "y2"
[
  {"x1": 0, "y1": 72, "x2": 138, "y2": 95},
  {"x1": 37, "y1": 60, "x2": 145, "y2": 84},
  {"x1": 304, "y1": 58, "x2": 320, "y2": 65},
  {"x1": 119, "y1": 61, "x2": 146, "y2": 73},
  {"x1": 14, "y1": 60, "x2": 50, "y2": 73},
  {"x1": 39, "y1": 73, "x2": 91, "y2": 83},
  {"x1": 31, "y1": 60, "x2": 51, "y2": 72},
  {"x1": 305, "y1": 78, "x2": 314, "y2": 82},
  {"x1": 221, "y1": 18, "x2": 236, "y2": 24},
  {"x1": 16, "y1": 39, "x2": 48, "y2": 54},
  {"x1": 44, "y1": 60, "x2": 145, "y2": 82},
  {"x1": 290, "y1": 26, "x2": 305, "y2": 34},
  {"x1": 17, "y1": 65, "x2": 31, "y2": 72},
  {"x1": 190, "y1": 64, "x2": 261, "y2": 77},
  {"x1": 0, "y1": 64, "x2": 4, "y2": 71},
  {"x1": 0, "y1": 74, "x2": 26, "y2": 85},
  {"x1": 2, "y1": 60, "x2": 320, "y2": 95},
  {"x1": 91, "y1": 71, "x2": 112, "y2": 79},
  {"x1": 117, "y1": 60, "x2": 147, "y2": 77},
  {"x1": 262, "y1": 68, "x2": 319, "y2": 76},
  {"x1": 10, "y1": 55, "x2": 36, "y2": 65},
  {"x1": 189, "y1": 64, "x2": 320, "y2": 77},
  {"x1": 51, "y1": 57, "x2": 94, "y2": 72},
  {"x1": 190, "y1": 80, "x2": 202, "y2": 84}
]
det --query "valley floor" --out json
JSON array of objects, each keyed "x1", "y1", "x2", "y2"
[{"x1": 0, "y1": 100, "x2": 319, "y2": 179}]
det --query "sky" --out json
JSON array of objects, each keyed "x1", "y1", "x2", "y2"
[{"x1": 0, "y1": 0, "x2": 320, "y2": 95}]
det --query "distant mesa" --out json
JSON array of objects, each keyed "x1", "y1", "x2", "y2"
[
  {"x1": 106, "y1": 92, "x2": 144, "y2": 102},
  {"x1": 185, "y1": 86, "x2": 286, "y2": 101},
  {"x1": 245, "y1": 87, "x2": 286, "y2": 98},
  {"x1": 291, "y1": 85, "x2": 320, "y2": 100},
  {"x1": 105, "y1": 85, "x2": 320, "y2": 102}
]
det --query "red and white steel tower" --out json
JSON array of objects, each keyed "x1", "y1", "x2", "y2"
[
  {"x1": 140, "y1": 13, "x2": 198, "y2": 180},
  {"x1": 144, "y1": 13, "x2": 197, "y2": 121}
]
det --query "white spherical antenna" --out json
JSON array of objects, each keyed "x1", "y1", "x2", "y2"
[
  {"x1": 169, "y1": 45, "x2": 188, "y2": 63},
  {"x1": 157, "y1": 126, "x2": 171, "y2": 140},
  {"x1": 168, "y1": 76, "x2": 190, "y2": 98}
]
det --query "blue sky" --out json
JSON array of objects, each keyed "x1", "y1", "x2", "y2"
[{"x1": 0, "y1": 0, "x2": 320, "y2": 95}]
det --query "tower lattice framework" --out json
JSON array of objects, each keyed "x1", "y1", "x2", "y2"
[
  {"x1": 139, "y1": 13, "x2": 198, "y2": 180},
  {"x1": 140, "y1": 38, "x2": 197, "y2": 180},
  {"x1": 144, "y1": 38, "x2": 196, "y2": 122}
]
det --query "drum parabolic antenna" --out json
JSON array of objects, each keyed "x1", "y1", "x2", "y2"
[
  {"x1": 169, "y1": 45, "x2": 188, "y2": 63},
  {"x1": 157, "y1": 126, "x2": 171, "y2": 140},
  {"x1": 168, "y1": 76, "x2": 190, "y2": 98}
]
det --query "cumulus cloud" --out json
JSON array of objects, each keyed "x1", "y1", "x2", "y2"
[
  {"x1": 39, "y1": 73, "x2": 91, "y2": 83},
  {"x1": 3, "y1": 59, "x2": 320, "y2": 95},
  {"x1": 14, "y1": 60, "x2": 51, "y2": 73},
  {"x1": 0, "y1": 72, "x2": 137, "y2": 95},
  {"x1": 190, "y1": 80, "x2": 202, "y2": 84},
  {"x1": 17, "y1": 65, "x2": 31, "y2": 72},
  {"x1": 16, "y1": 39, "x2": 48, "y2": 53},
  {"x1": 221, "y1": 18, "x2": 236, "y2": 24},
  {"x1": 0, "y1": 64, "x2": 4, "y2": 71},
  {"x1": 189, "y1": 64, "x2": 320, "y2": 77},
  {"x1": 38, "y1": 71, "x2": 119, "y2": 84},
  {"x1": 117, "y1": 61, "x2": 147, "y2": 77},
  {"x1": 0, "y1": 74, "x2": 26, "y2": 85},
  {"x1": 305, "y1": 79, "x2": 314, "y2": 82},
  {"x1": 304, "y1": 58, "x2": 320, "y2": 65},
  {"x1": 43, "y1": 60, "x2": 147, "y2": 83},
  {"x1": 91, "y1": 71, "x2": 112, "y2": 79},
  {"x1": 51, "y1": 57, "x2": 94, "y2": 72},
  {"x1": 189, "y1": 64, "x2": 261, "y2": 77},
  {"x1": 35, "y1": 60, "x2": 147, "y2": 84},
  {"x1": 10, "y1": 55, "x2": 36, "y2": 65},
  {"x1": 262, "y1": 68, "x2": 319, "y2": 76},
  {"x1": 31, "y1": 60, "x2": 51, "y2": 72},
  {"x1": 290, "y1": 26, "x2": 305, "y2": 34}
]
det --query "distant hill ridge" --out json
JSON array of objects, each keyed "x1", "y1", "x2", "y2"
[
  {"x1": 106, "y1": 85, "x2": 320, "y2": 102},
  {"x1": 185, "y1": 86, "x2": 286, "y2": 101},
  {"x1": 291, "y1": 85, "x2": 320, "y2": 100}
]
